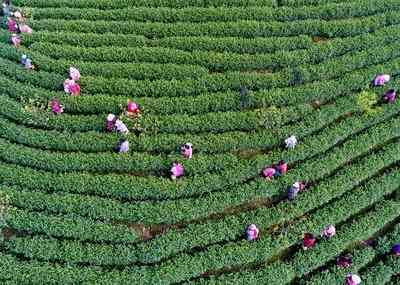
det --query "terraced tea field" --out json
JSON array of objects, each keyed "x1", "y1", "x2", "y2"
[{"x1": 1, "y1": 0, "x2": 400, "y2": 284}]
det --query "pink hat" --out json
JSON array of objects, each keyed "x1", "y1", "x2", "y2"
[
  {"x1": 275, "y1": 161, "x2": 288, "y2": 175},
  {"x1": 7, "y1": 18, "x2": 18, "y2": 32},
  {"x1": 105, "y1": 114, "x2": 117, "y2": 132},
  {"x1": 321, "y1": 224, "x2": 336, "y2": 238},
  {"x1": 262, "y1": 167, "x2": 276, "y2": 180},
  {"x1": 68, "y1": 82, "x2": 80, "y2": 96},
  {"x1": 63, "y1": 79, "x2": 80, "y2": 96},
  {"x1": 171, "y1": 162, "x2": 184, "y2": 180},
  {"x1": 303, "y1": 233, "x2": 316, "y2": 250},
  {"x1": 180, "y1": 143, "x2": 193, "y2": 159},
  {"x1": 10, "y1": 34, "x2": 21, "y2": 47},
  {"x1": 373, "y1": 74, "x2": 390, "y2": 86},
  {"x1": 69, "y1": 67, "x2": 81, "y2": 81},
  {"x1": 50, "y1": 99, "x2": 63, "y2": 114},
  {"x1": 127, "y1": 101, "x2": 140, "y2": 113},
  {"x1": 13, "y1": 11, "x2": 22, "y2": 19},
  {"x1": 245, "y1": 224, "x2": 259, "y2": 241},
  {"x1": 19, "y1": 23, "x2": 33, "y2": 34}
]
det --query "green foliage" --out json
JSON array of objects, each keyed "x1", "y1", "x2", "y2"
[
  {"x1": 356, "y1": 91, "x2": 382, "y2": 116},
  {"x1": 20, "y1": 96, "x2": 48, "y2": 114},
  {"x1": 0, "y1": 94, "x2": 365, "y2": 153},
  {"x1": 257, "y1": 106, "x2": 283, "y2": 129},
  {"x1": 0, "y1": 192, "x2": 9, "y2": 227},
  {"x1": 2, "y1": 1, "x2": 400, "y2": 284},
  {"x1": 13, "y1": 0, "x2": 277, "y2": 9},
  {"x1": 25, "y1": 10, "x2": 400, "y2": 38},
  {"x1": 17, "y1": 0, "x2": 400, "y2": 25},
  {"x1": 7, "y1": 207, "x2": 141, "y2": 244}
]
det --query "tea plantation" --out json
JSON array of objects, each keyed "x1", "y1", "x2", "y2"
[{"x1": 1, "y1": 0, "x2": 400, "y2": 284}]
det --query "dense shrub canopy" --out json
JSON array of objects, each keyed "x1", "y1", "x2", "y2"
[{"x1": 1, "y1": 0, "x2": 400, "y2": 284}]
